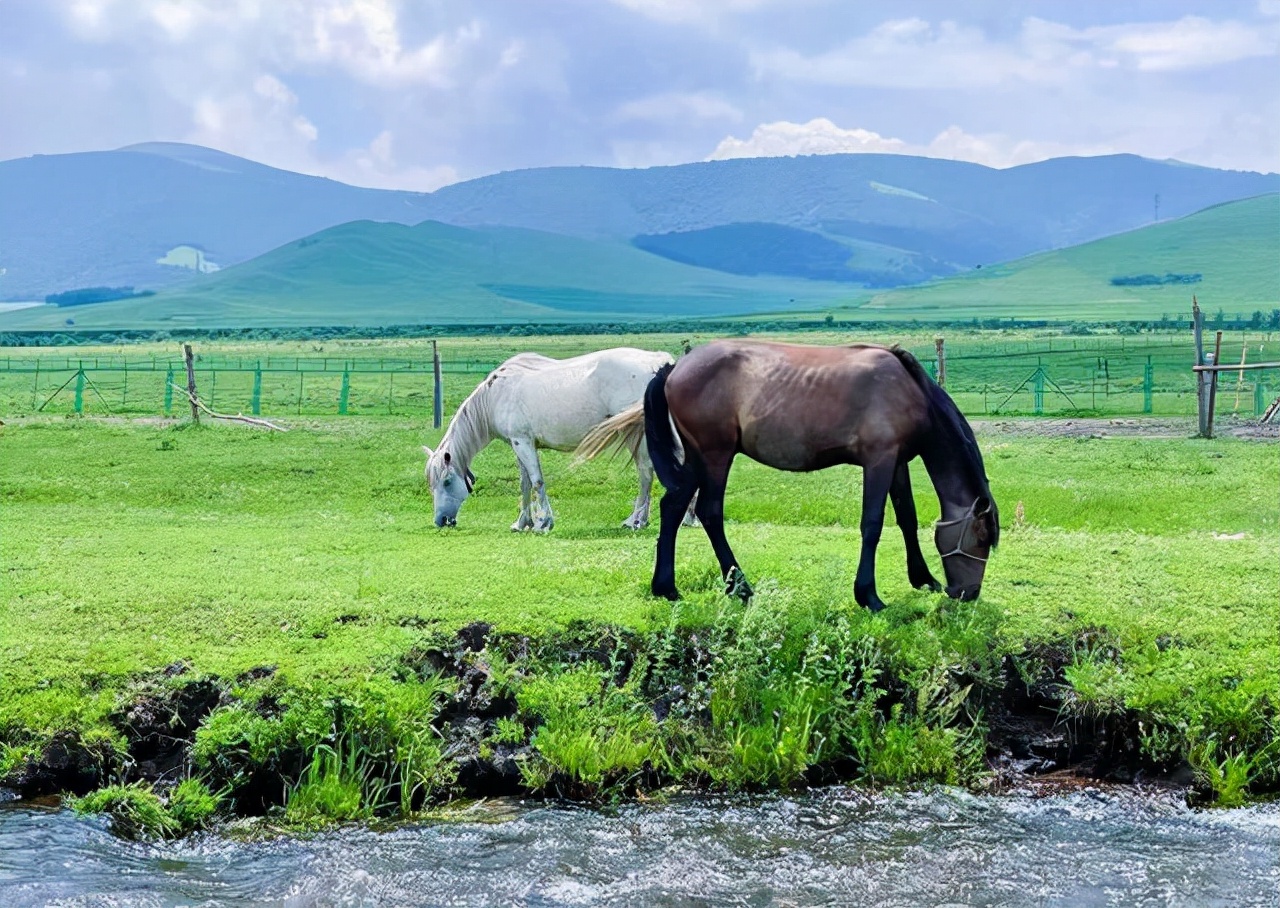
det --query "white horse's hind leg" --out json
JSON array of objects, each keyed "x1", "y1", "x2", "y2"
[
  {"x1": 511, "y1": 458, "x2": 534, "y2": 531},
  {"x1": 512, "y1": 437, "x2": 553, "y2": 532},
  {"x1": 683, "y1": 491, "x2": 701, "y2": 527},
  {"x1": 624, "y1": 457, "x2": 653, "y2": 529}
]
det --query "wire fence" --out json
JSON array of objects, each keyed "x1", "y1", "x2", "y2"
[{"x1": 1, "y1": 339, "x2": 1277, "y2": 420}]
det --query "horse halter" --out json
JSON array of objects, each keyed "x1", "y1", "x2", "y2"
[{"x1": 935, "y1": 499, "x2": 990, "y2": 563}]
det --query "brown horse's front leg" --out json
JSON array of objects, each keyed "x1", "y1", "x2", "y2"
[
  {"x1": 693, "y1": 452, "x2": 752, "y2": 602},
  {"x1": 854, "y1": 458, "x2": 895, "y2": 612},
  {"x1": 890, "y1": 460, "x2": 942, "y2": 592}
]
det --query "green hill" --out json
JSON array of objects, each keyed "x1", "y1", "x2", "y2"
[
  {"x1": 848, "y1": 194, "x2": 1280, "y2": 321},
  {"x1": 0, "y1": 220, "x2": 853, "y2": 330}
]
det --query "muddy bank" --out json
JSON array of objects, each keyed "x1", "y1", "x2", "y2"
[{"x1": 4, "y1": 618, "x2": 1249, "y2": 833}]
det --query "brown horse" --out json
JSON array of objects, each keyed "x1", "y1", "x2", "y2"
[{"x1": 632, "y1": 340, "x2": 998, "y2": 611}]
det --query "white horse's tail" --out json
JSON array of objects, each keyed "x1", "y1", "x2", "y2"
[{"x1": 574, "y1": 402, "x2": 646, "y2": 465}]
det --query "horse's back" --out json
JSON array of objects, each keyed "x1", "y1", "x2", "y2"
[
  {"x1": 667, "y1": 340, "x2": 930, "y2": 469},
  {"x1": 493, "y1": 347, "x2": 673, "y2": 449}
]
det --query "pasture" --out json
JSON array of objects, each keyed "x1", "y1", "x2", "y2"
[
  {"x1": 2, "y1": 405, "x2": 1276, "y2": 830},
  {"x1": 4, "y1": 328, "x2": 1278, "y2": 421}
]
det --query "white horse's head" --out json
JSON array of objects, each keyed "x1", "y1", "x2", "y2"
[{"x1": 423, "y1": 445, "x2": 474, "y2": 527}]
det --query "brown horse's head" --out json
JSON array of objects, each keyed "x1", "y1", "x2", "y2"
[{"x1": 934, "y1": 497, "x2": 997, "y2": 600}]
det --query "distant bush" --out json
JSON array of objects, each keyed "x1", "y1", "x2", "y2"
[
  {"x1": 45, "y1": 286, "x2": 156, "y2": 307},
  {"x1": 1109, "y1": 273, "x2": 1202, "y2": 287}
]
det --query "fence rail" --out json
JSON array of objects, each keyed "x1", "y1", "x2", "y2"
[{"x1": 2, "y1": 342, "x2": 1276, "y2": 420}]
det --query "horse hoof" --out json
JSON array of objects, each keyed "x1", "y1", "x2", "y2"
[
  {"x1": 912, "y1": 577, "x2": 942, "y2": 593},
  {"x1": 862, "y1": 598, "x2": 886, "y2": 613},
  {"x1": 724, "y1": 566, "x2": 753, "y2": 602},
  {"x1": 651, "y1": 583, "x2": 680, "y2": 601}
]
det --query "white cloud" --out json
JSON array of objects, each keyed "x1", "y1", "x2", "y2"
[
  {"x1": 608, "y1": 0, "x2": 778, "y2": 26},
  {"x1": 752, "y1": 13, "x2": 1280, "y2": 88},
  {"x1": 57, "y1": 1, "x2": 487, "y2": 87},
  {"x1": 709, "y1": 118, "x2": 1116, "y2": 169},
  {"x1": 1082, "y1": 16, "x2": 1279, "y2": 71},
  {"x1": 614, "y1": 91, "x2": 742, "y2": 124},
  {"x1": 303, "y1": 3, "x2": 485, "y2": 88},
  {"x1": 752, "y1": 18, "x2": 1055, "y2": 89},
  {"x1": 336, "y1": 129, "x2": 459, "y2": 191},
  {"x1": 187, "y1": 73, "x2": 319, "y2": 169}
]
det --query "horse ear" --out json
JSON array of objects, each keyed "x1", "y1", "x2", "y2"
[{"x1": 465, "y1": 469, "x2": 476, "y2": 492}]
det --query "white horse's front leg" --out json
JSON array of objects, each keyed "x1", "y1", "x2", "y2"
[
  {"x1": 511, "y1": 438, "x2": 553, "y2": 532},
  {"x1": 511, "y1": 457, "x2": 534, "y2": 531},
  {"x1": 625, "y1": 457, "x2": 653, "y2": 529}
]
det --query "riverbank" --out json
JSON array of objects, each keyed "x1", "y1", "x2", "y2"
[{"x1": 1, "y1": 417, "x2": 1276, "y2": 836}]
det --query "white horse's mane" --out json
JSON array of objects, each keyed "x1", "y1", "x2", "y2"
[{"x1": 435, "y1": 353, "x2": 553, "y2": 472}]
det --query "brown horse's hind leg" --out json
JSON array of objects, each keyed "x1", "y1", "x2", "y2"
[
  {"x1": 890, "y1": 461, "x2": 942, "y2": 592},
  {"x1": 693, "y1": 452, "x2": 752, "y2": 602},
  {"x1": 854, "y1": 457, "x2": 896, "y2": 612},
  {"x1": 652, "y1": 481, "x2": 697, "y2": 600}
]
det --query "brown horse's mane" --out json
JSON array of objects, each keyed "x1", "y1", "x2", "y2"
[{"x1": 889, "y1": 346, "x2": 1000, "y2": 547}]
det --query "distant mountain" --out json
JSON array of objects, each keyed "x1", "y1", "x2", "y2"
[
  {"x1": 852, "y1": 193, "x2": 1280, "y2": 321},
  {"x1": 1, "y1": 143, "x2": 1276, "y2": 300},
  {"x1": 418, "y1": 153, "x2": 1279, "y2": 284},
  {"x1": 0, "y1": 219, "x2": 850, "y2": 329},
  {"x1": 0, "y1": 143, "x2": 433, "y2": 300}
]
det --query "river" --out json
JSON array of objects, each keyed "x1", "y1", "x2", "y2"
[{"x1": 2, "y1": 786, "x2": 1277, "y2": 907}]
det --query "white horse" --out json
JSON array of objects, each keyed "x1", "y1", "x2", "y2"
[{"x1": 424, "y1": 348, "x2": 678, "y2": 531}]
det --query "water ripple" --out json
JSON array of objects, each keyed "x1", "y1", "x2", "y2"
[{"x1": 2, "y1": 787, "x2": 1277, "y2": 907}]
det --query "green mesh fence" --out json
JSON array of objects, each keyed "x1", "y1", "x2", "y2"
[{"x1": 1, "y1": 342, "x2": 1276, "y2": 420}]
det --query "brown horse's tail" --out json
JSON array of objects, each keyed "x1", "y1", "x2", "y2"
[
  {"x1": 644, "y1": 363, "x2": 695, "y2": 492},
  {"x1": 573, "y1": 402, "x2": 646, "y2": 465}
]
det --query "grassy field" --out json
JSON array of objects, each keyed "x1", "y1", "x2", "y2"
[
  {"x1": 851, "y1": 194, "x2": 1280, "y2": 322},
  {"x1": 2, "y1": 410, "x2": 1276, "y2": 832},
  {"x1": 4, "y1": 328, "x2": 1278, "y2": 420},
  {"x1": 0, "y1": 220, "x2": 854, "y2": 331},
  {"x1": 2, "y1": 195, "x2": 1274, "y2": 333}
]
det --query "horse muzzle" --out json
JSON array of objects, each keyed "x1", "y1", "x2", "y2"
[
  {"x1": 946, "y1": 584, "x2": 981, "y2": 602},
  {"x1": 435, "y1": 515, "x2": 457, "y2": 528}
]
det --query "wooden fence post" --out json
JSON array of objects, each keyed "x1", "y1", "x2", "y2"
[
  {"x1": 934, "y1": 336, "x2": 946, "y2": 389},
  {"x1": 432, "y1": 340, "x2": 443, "y2": 429},
  {"x1": 1206, "y1": 331, "x2": 1223, "y2": 438},
  {"x1": 183, "y1": 343, "x2": 200, "y2": 423},
  {"x1": 1192, "y1": 299, "x2": 1207, "y2": 436}
]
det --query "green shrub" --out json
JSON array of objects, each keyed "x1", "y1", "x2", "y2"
[{"x1": 71, "y1": 782, "x2": 179, "y2": 840}]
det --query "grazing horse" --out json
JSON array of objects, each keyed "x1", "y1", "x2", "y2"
[
  {"x1": 424, "y1": 348, "x2": 677, "y2": 531},
  {"x1": 583, "y1": 340, "x2": 998, "y2": 610}
]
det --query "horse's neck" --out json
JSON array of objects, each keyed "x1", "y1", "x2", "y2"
[
  {"x1": 918, "y1": 431, "x2": 983, "y2": 520},
  {"x1": 441, "y1": 387, "x2": 495, "y2": 470}
]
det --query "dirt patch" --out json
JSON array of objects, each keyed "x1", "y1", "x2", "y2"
[{"x1": 975, "y1": 415, "x2": 1278, "y2": 440}]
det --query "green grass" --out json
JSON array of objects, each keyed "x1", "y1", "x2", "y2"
[
  {"x1": 4, "y1": 327, "x2": 1278, "y2": 421},
  {"x1": 0, "y1": 220, "x2": 853, "y2": 331},
  {"x1": 3, "y1": 195, "x2": 1273, "y2": 332},
  {"x1": 2, "y1": 414, "x2": 1277, "y2": 817},
  {"x1": 853, "y1": 194, "x2": 1280, "y2": 321}
]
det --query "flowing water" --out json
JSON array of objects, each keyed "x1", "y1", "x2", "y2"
[{"x1": 2, "y1": 787, "x2": 1277, "y2": 907}]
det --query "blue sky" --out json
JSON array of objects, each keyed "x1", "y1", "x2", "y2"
[{"x1": 1, "y1": 0, "x2": 1277, "y2": 189}]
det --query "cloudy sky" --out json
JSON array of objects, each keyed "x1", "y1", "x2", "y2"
[{"x1": 2, "y1": 0, "x2": 1278, "y2": 189}]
